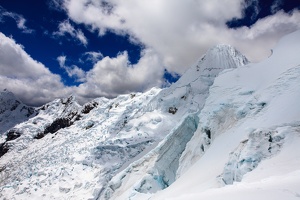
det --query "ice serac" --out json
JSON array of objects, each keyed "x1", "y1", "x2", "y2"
[
  {"x1": 222, "y1": 127, "x2": 285, "y2": 184},
  {"x1": 101, "y1": 114, "x2": 199, "y2": 199}
]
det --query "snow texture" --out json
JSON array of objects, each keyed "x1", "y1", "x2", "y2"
[{"x1": 0, "y1": 30, "x2": 300, "y2": 200}]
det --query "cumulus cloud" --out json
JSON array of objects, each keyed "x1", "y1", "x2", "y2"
[
  {"x1": 75, "y1": 49, "x2": 164, "y2": 100},
  {"x1": 0, "y1": 32, "x2": 73, "y2": 106},
  {"x1": 57, "y1": 55, "x2": 87, "y2": 82},
  {"x1": 0, "y1": 6, "x2": 34, "y2": 34},
  {"x1": 0, "y1": 31, "x2": 164, "y2": 106},
  {"x1": 2, "y1": 1, "x2": 300, "y2": 106},
  {"x1": 59, "y1": 0, "x2": 300, "y2": 74},
  {"x1": 53, "y1": 20, "x2": 88, "y2": 46},
  {"x1": 228, "y1": 9, "x2": 300, "y2": 61}
]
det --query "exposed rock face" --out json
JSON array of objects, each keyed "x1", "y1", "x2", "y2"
[
  {"x1": 0, "y1": 129, "x2": 22, "y2": 157},
  {"x1": 6, "y1": 129, "x2": 22, "y2": 141},
  {"x1": 0, "y1": 143, "x2": 9, "y2": 157},
  {"x1": 0, "y1": 95, "x2": 81, "y2": 156},
  {"x1": 81, "y1": 101, "x2": 99, "y2": 114}
]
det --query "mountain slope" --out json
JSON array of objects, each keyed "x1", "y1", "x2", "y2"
[
  {"x1": 100, "y1": 44, "x2": 249, "y2": 199},
  {"x1": 0, "y1": 30, "x2": 299, "y2": 200},
  {"x1": 147, "y1": 30, "x2": 300, "y2": 200},
  {"x1": 0, "y1": 44, "x2": 248, "y2": 200}
]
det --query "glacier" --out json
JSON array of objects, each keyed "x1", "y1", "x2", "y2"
[{"x1": 0, "y1": 30, "x2": 300, "y2": 200}]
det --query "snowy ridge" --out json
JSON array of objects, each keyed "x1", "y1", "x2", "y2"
[
  {"x1": 0, "y1": 88, "x2": 164, "y2": 199},
  {"x1": 0, "y1": 31, "x2": 300, "y2": 200},
  {"x1": 0, "y1": 89, "x2": 36, "y2": 137}
]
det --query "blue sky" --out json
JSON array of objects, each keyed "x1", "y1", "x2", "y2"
[
  {"x1": 0, "y1": 0, "x2": 144, "y2": 86},
  {"x1": 0, "y1": 0, "x2": 299, "y2": 106}
]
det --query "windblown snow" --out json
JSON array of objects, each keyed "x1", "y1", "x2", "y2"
[{"x1": 1, "y1": 30, "x2": 300, "y2": 200}]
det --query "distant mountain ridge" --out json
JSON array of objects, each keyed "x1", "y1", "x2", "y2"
[{"x1": 0, "y1": 89, "x2": 36, "y2": 135}]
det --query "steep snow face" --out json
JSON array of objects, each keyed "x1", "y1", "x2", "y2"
[
  {"x1": 149, "y1": 30, "x2": 300, "y2": 200},
  {"x1": 101, "y1": 114, "x2": 199, "y2": 200},
  {"x1": 176, "y1": 31, "x2": 300, "y2": 180},
  {"x1": 97, "y1": 45, "x2": 248, "y2": 199},
  {"x1": 172, "y1": 44, "x2": 249, "y2": 89},
  {"x1": 146, "y1": 44, "x2": 249, "y2": 116},
  {"x1": 0, "y1": 89, "x2": 36, "y2": 137}
]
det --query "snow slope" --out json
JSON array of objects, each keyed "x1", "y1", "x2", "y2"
[
  {"x1": 147, "y1": 30, "x2": 300, "y2": 200},
  {"x1": 0, "y1": 43, "x2": 247, "y2": 199},
  {"x1": 0, "y1": 30, "x2": 299, "y2": 200},
  {"x1": 98, "y1": 45, "x2": 249, "y2": 199}
]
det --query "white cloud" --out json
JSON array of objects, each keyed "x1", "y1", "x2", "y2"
[
  {"x1": 57, "y1": 55, "x2": 86, "y2": 82},
  {"x1": 60, "y1": 0, "x2": 300, "y2": 74},
  {"x1": 243, "y1": 0, "x2": 260, "y2": 22},
  {"x1": 83, "y1": 51, "x2": 103, "y2": 63},
  {"x1": 0, "y1": 32, "x2": 73, "y2": 106},
  {"x1": 0, "y1": 6, "x2": 34, "y2": 34},
  {"x1": 228, "y1": 9, "x2": 300, "y2": 61},
  {"x1": 53, "y1": 20, "x2": 88, "y2": 46},
  {"x1": 57, "y1": 55, "x2": 67, "y2": 68},
  {"x1": 48, "y1": 0, "x2": 64, "y2": 11},
  {"x1": 76, "y1": 49, "x2": 164, "y2": 99},
  {"x1": 2, "y1": 1, "x2": 300, "y2": 106},
  {"x1": 271, "y1": 0, "x2": 284, "y2": 14},
  {"x1": 61, "y1": 0, "x2": 243, "y2": 73},
  {"x1": 0, "y1": 31, "x2": 164, "y2": 106}
]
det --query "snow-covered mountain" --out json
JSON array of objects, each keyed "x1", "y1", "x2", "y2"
[
  {"x1": 0, "y1": 89, "x2": 36, "y2": 140},
  {"x1": 1, "y1": 30, "x2": 300, "y2": 200}
]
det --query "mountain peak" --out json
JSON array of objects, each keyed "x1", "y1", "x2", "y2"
[
  {"x1": 61, "y1": 94, "x2": 78, "y2": 106},
  {"x1": 200, "y1": 44, "x2": 249, "y2": 70},
  {"x1": 0, "y1": 90, "x2": 36, "y2": 135},
  {"x1": 146, "y1": 44, "x2": 249, "y2": 117},
  {"x1": 0, "y1": 89, "x2": 22, "y2": 114},
  {"x1": 0, "y1": 89, "x2": 17, "y2": 102},
  {"x1": 167, "y1": 44, "x2": 249, "y2": 93}
]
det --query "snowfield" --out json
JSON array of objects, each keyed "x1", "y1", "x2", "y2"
[{"x1": 1, "y1": 30, "x2": 300, "y2": 200}]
